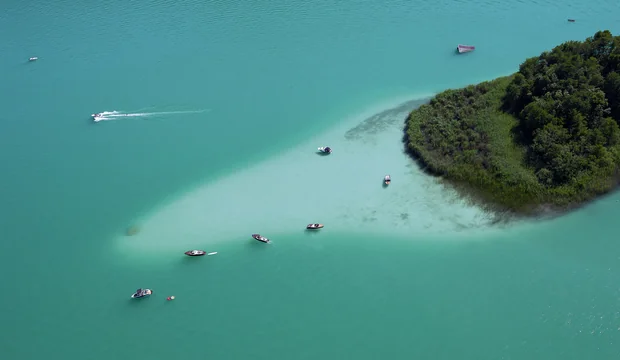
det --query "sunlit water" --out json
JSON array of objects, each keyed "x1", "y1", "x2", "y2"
[{"x1": 1, "y1": 0, "x2": 619, "y2": 359}]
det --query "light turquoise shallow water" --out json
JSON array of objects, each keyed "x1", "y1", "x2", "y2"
[{"x1": 1, "y1": 0, "x2": 620, "y2": 359}]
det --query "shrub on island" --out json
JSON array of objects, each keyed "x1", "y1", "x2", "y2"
[{"x1": 405, "y1": 30, "x2": 620, "y2": 214}]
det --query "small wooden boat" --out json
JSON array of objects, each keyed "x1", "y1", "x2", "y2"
[
  {"x1": 567, "y1": 19, "x2": 575, "y2": 22},
  {"x1": 318, "y1": 146, "x2": 332, "y2": 154},
  {"x1": 457, "y1": 44, "x2": 475, "y2": 54},
  {"x1": 184, "y1": 250, "x2": 207, "y2": 256},
  {"x1": 252, "y1": 234, "x2": 270, "y2": 243},
  {"x1": 384, "y1": 175, "x2": 391, "y2": 185},
  {"x1": 306, "y1": 223, "x2": 324, "y2": 230},
  {"x1": 131, "y1": 288, "x2": 152, "y2": 299}
]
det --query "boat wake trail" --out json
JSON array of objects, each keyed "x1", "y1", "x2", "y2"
[{"x1": 93, "y1": 110, "x2": 208, "y2": 122}]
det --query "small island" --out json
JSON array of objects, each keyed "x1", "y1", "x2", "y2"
[{"x1": 405, "y1": 30, "x2": 620, "y2": 215}]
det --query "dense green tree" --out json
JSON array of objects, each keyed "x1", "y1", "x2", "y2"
[{"x1": 405, "y1": 31, "x2": 620, "y2": 214}]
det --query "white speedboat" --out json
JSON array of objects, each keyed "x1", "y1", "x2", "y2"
[
  {"x1": 184, "y1": 250, "x2": 207, "y2": 256},
  {"x1": 29, "y1": 57, "x2": 38, "y2": 61},
  {"x1": 384, "y1": 175, "x2": 391, "y2": 185},
  {"x1": 131, "y1": 288, "x2": 152, "y2": 299},
  {"x1": 457, "y1": 45, "x2": 475, "y2": 54},
  {"x1": 318, "y1": 146, "x2": 332, "y2": 154}
]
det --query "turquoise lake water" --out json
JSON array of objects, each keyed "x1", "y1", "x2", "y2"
[{"x1": 2, "y1": 0, "x2": 620, "y2": 359}]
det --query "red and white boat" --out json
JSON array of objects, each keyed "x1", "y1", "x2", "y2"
[{"x1": 457, "y1": 44, "x2": 475, "y2": 54}]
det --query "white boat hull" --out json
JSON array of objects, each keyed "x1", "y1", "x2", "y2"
[{"x1": 131, "y1": 289, "x2": 152, "y2": 299}]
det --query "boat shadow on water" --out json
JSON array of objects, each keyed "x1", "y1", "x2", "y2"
[
  {"x1": 127, "y1": 297, "x2": 151, "y2": 306},
  {"x1": 247, "y1": 239, "x2": 272, "y2": 248},
  {"x1": 181, "y1": 256, "x2": 207, "y2": 264},
  {"x1": 304, "y1": 228, "x2": 324, "y2": 236}
]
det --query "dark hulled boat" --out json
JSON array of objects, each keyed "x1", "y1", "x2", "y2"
[
  {"x1": 252, "y1": 234, "x2": 270, "y2": 243},
  {"x1": 184, "y1": 250, "x2": 207, "y2": 256}
]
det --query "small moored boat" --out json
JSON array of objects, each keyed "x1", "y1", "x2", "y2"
[
  {"x1": 318, "y1": 146, "x2": 332, "y2": 154},
  {"x1": 252, "y1": 234, "x2": 270, "y2": 243},
  {"x1": 185, "y1": 250, "x2": 207, "y2": 256},
  {"x1": 131, "y1": 288, "x2": 152, "y2": 299},
  {"x1": 567, "y1": 19, "x2": 575, "y2": 22},
  {"x1": 306, "y1": 223, "x2": 324, "y2": 230},
  {"x1": 384, "y1": 175, "x2": 391, "y2": 185},
  {"x1": 457, "y1": 44, "x2": 475, "y2": 54},
  {"x1": 29, "y1": 57, "x2": 38, "y2": 61}
]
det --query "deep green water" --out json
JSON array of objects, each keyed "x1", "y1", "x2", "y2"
[{"x1": 1, "y1": 0, "x2": 620, "y2": 359}]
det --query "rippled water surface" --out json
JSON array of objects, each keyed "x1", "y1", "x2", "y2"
[{"x1": 1, "y1": 0, "x2": 620, "y2": 359}]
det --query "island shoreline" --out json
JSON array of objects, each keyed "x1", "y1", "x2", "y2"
[{"x1": 402, "y1": 30, "x2": 620, "y2": 221}]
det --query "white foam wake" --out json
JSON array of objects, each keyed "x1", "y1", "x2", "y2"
[{"x1": 93, "y1": 110, "x2": 208, "y2": 122}]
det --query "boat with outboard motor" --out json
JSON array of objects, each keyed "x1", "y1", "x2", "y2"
[
  {"x1": 318, "y1": 146, "x2": 332, "y2": 154},
  {"x1": 252, "y1": 234, "x2": 270, "y2": 243},
  {"x1": 131, "y1": 288, "x2": 152, "y2": 299},
  {"x1": 184, "y1": 250, "x2": 207, "y2": 256},
  {"x1": 384, "y1": 175, "x2": 391, "y2": 185},
  {"x1": 457, "y1": 44, "x2": 475, "y2": 54},
  {"x1": 306, "y1": 223, "x2": 324, "y2": 230}
]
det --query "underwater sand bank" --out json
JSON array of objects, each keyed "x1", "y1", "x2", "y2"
[{"x1": 116, "y1": 95, "x2": 500, "y2": 254}]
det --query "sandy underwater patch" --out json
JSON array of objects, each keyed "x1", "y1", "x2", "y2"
[{"x1": 116, "y1": 97, "x2": 496, "y2": 255}]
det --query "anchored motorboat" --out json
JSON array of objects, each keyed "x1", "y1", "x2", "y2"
[
  {"x1": 384, "y1": 175, "x2": 391, "y2": 185},
  {"x1": 457, "y1": 44, "x2": 475, "y2": 54},
  {"x1": 318, "y1": 146, "x2": 332, "y2": 154},
  {"x1": 131, "y1": 288, "x2": 152, "y2": 299},
  {"x1": 184, "y1": 250, "x2": 207, "y2": 256},
  {"x1": 252, "y1": 234, "x2": 270, "y2": 243},
  {"x1": 306, "y1": 223, "x2": 324, "y2": 230},
  {"x1": 29, "y1": 57, "x2": 38, "y2": 61}
]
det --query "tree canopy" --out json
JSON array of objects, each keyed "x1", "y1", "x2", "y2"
[{"x1": 405, "y1": 31, "x2": 620, "y2": 214}]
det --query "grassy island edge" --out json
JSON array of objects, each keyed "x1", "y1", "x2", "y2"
[{"x1": 403, "y1": 30, "x2": 620, "y2": 218}]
